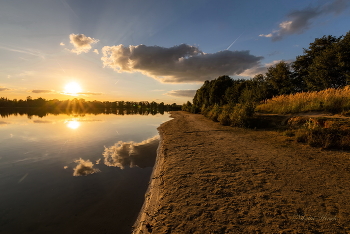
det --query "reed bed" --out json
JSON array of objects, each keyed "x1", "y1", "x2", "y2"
[{"x1": 256, "y1": 86, "x2": 350, "y2": 114}]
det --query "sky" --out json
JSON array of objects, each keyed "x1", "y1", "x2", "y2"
[{"x1": 1, "y1": 0, "x2": 349, "y2": 104}]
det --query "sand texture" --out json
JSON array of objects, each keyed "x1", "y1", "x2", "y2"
[{"x1": 132, "y1": 111, "x2": 350, "y2": 233}]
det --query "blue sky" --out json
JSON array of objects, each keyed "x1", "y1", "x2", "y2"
[{"x1": 1, "y1": 0, "x2": 349, "y2": 104}]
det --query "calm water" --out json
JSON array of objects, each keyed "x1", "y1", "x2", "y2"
[{"x1": 0, "y1": 112, "x2": 170, "y2": 234}]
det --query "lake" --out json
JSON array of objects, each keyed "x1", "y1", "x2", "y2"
[{"x1": 0, "y1": 112, "x2": 170, "y2": 234}]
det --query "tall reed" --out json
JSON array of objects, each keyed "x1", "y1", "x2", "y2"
[{"x1": 256, "y1": 86, "x2": 350, "y2": 114}]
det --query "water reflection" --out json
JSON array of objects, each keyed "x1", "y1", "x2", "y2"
[
  {"x1": 103, "y1": 135, "x2": 159, "y2": 169},
  {"x1": 73, "y1": 158, "x2": 100, "y2": 176},
  {"x1": 66, "y1": 120, "x2": 80, "y2": 129},
  {"x1": 33, "y1": 120, "x2": 52, "y2": 123},
  {"x1": 0, "y1": 108, "x2": 169, "y2": 119},
  {"x1": 0, "y1": 112, "x2": 170, "y2": 233}
]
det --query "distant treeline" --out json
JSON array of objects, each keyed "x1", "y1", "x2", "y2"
[
  {"x1": 183, "y1": 31, "x2": 350, "y2": 114},
  {"x1": 0, "y1": 97, "x2": 181, "y2": 118},
  {"x1": 0, "y1": 107, "x2": 169, "y2": 119}
]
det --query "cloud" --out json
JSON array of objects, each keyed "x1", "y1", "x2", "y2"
[
  {"x1": 93, "y1": 49, "x2": 99, "y2": 54},
  {"x1": 240, "y1": 60, "x2": 293, "y2": 77},
  {"x1": 239, "y1": 65, "x2": 269, "y2": 77},
  {"x1": 59, "y1": 91, "x2": 102, "y2": 96},
  {"x1": 31, "y1": 89, "x2": 54, "y2": 93},
  {"x1": 102, "y1": 44, "x2": 263, "y2": 83},
  {"x1": 73, "y1": 158, "x2": 100, "y2": 176},
  {"x1": 77, "y1": 92, "x2": 102, "y2": 96},
  {"x1": 0, "y1": 87, "x2": 10, "y2": 91},
  {"x1": 103, "y1": 135, "x2": 159, "y2": 169},
  {"x1": 259, "y1": 33, "x2": 273, "y2": 38},
  {"x1": 60, "y1": 42, "x2": 65, "y2": 46},
  {"x1": 260, "y1": 0, "x2": 349, "y2": 41},
  {"x1": 69, "y1": 34, "x2": 99, "y2": 54},
  {"x1": 165, "y1": 90, "x2": 197, "y2": 98}
]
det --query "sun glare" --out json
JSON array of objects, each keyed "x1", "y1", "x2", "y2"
[
  {"x1": 64, "y1": 82, "x2": 82, "y2": 95},
  {"x1": 66, "y1": 120, "x2": 80, "y2": 129}
]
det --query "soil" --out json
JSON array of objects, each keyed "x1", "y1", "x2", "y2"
[{"x1": 132, "y1": 111, "x2": 350, "y2": 234}]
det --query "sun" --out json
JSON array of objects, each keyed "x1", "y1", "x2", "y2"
[{"x1": 64, "y1": 82, "x2": 82, "y2": 95}]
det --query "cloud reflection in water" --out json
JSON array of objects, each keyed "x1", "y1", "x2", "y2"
[
  {"x1": 73, "y1": 158, "x2": 100, "y2": 176},
  {"x1": 33, "y1": 120, "x2": 52, "y2": 123},
  {"x1": 103, "y1": 135, "x2": 159, "y2": 169}
]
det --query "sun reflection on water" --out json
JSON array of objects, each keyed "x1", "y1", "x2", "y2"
[{"x1": 66, "y1": 120, "x2": 80, "y2": 129}]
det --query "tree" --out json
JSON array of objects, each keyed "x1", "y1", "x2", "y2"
[
  {"x1": 292, "y1": 35, "x2": 343, "y2": 91},
  {"x1": 209, "y1": 76, "x2": 233, "y2": 106},
  {"x1": 224, "y1": 79, "x2": 247, "y2": 104},
  {"x1": 249, "y1": 74, "x2": 275, "y2": 102},
  {"x1": 336, "y1": 31, "x2": 350, "y2": 86},
  {"x1": 193, "y1": 80, "x2": 210, "y2": 109},
  {"x1": 265, "y1": 61, "x2": 294, "y2": 95}
]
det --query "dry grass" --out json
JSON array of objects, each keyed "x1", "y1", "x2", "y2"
[
  {"x1": 286, "y1": 117, "x2": 350, "y2": 150},
  {"x1": 256, "y1": 86, "x2": 350, "y2": 114}
]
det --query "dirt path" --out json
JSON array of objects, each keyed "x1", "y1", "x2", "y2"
[{"x1": 133, "y1": 111, "x2": 350, "y2": 234}]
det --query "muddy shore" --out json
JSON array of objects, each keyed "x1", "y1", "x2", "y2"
[{"x1": 132, "y1": 111, "x2": 350, "y2": 233}]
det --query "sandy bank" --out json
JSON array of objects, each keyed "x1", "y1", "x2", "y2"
[{"x1": 133, "y1": 111, "x2": 350, "y2": 233}]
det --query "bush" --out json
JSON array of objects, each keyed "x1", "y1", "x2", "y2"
[
  {"x1": 295, "y1": 120, "x2": 350, "y2": 149},
  {"x1": 206, "y1": 104, "x2": 221, "y2": 121},
  {"x1": 229, "y1": 102, "x2": 255, "y2": 127},
  {"x1": 217, "y1": 105, "x2": 234, "y2": 125}
]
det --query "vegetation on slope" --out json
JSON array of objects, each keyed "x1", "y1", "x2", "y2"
[{"x1": 182, "y1": 31, "x2": 350, "y2": 150}]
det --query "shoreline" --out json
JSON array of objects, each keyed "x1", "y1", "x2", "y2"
[
  {"x1": 132, "y1": 116, "x2": 168, "y2": 233},
  {"x1": 132, "y1": 111, "x2": 350, "y2": 233}
]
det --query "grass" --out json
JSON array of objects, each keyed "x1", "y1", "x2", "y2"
[
  {"x1": 285, "y1": 117, "x2": 350, "y2": 150},
  {"x1": 256, "y1": 86, "x2": 350, "y2": 114}
]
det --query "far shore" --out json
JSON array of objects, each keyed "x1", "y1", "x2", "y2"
[{"x1": 133, "y1": 111, "x2": 350, "y2": 233}]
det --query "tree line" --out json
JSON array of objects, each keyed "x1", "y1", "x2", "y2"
[
  {"x1": 0, "y1": 107, "x2": 171, "y2": 119},
  {"x1": 183, "y1": 31, "x2": 350, "y2": 113},
  {"x1": 0, "y1": 97, "x2": 181, "y2": 114}
]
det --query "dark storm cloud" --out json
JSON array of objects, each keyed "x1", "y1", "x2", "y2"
[
  {"x1": 101, "y1": 44, "x2": 263, "y2": 83},
  {"x1": 260, "y1": 0, "x2": 349, "y2": 41},
  {"x1": 31, "y1": 89, "x2": 54, "y2": 93},
  {"x1": 165, "y1": 90, "x2": 197, "y2": 98},
  {"x1": 103, "y1": 135, "x2": 159, "y2": 169}
]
